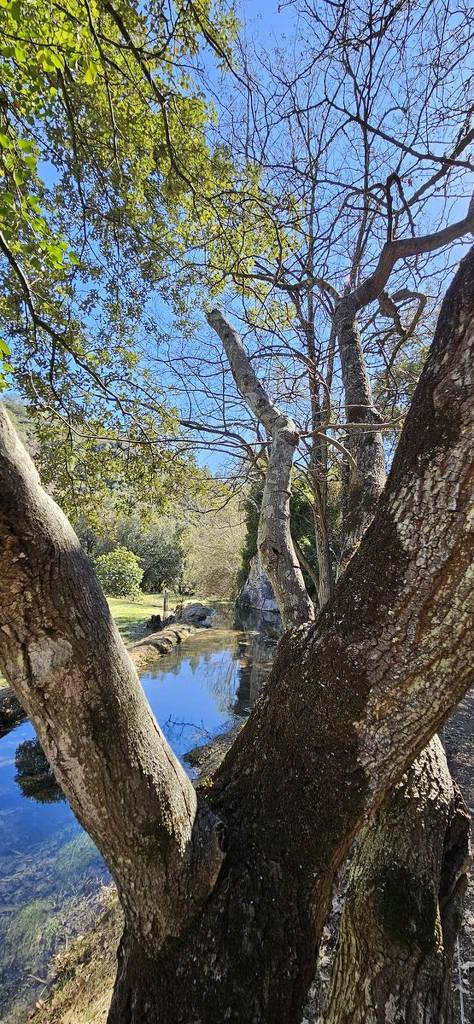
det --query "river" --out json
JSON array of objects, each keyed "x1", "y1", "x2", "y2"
[{"x1": 0, "y1": 627, "x2": 276, "y2": 1023}]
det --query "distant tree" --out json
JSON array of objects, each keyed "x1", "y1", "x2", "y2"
[
  {"x1": 95, "y1": 547, "x2": 143, "y2": 599},
  {"x1": 183, "y1": 498, "x2": 245, "y2": 598},
  {"x1": 116, "y1": 518, "x2": 185, "y2": 593},
  {"x1": 237, "y1": 475, "x2": 342, "y2": 595}
]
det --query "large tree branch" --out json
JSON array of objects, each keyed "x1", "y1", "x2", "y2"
[
  {"x1": 206, "y1": 309, "x2": 314, "y2": 628},
  {"x1": 352, "y1": 201, "x2": 474, "y2": 311},
  {"x1": 0, "y1": 411, "x2": 225, "y2": 952}
]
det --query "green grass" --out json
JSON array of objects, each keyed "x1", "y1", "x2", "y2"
[{"x1": 107, "y1": 593, "x2": 182, "y2": 643}]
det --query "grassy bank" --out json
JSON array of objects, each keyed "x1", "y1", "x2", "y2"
[
  {"x1": 107, "y1": 593, "x2": 181, "y2": 643},
  {"x1": 107, "y1": 593, "x2": 231, "y2": 642}
]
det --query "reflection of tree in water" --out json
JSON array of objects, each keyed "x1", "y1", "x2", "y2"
[
  {"x1": 203, "y1": 651, "x2": 241, "y2": 715},
  {"x1": 180, "y1": 634, "x2": 277, "y2": 718},
  {"x1": 15, "y1": 739, "x2": 64, "y2": 804},
  {"x1": 234, "y1": 633, "x2": 276, "y2": 715}
]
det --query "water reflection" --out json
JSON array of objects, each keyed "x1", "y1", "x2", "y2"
[
  {"x1": 15, "y1": 739, "x2": 64, "y2": 805},
  {"x1": 234, "y1": 632, "x2": 277, "y2": 714},
  {"x1": 0, "y1": 628, "x2": 276, "y2": 1022}
]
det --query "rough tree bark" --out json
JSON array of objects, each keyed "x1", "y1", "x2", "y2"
[
  {"x1": 209, "y1": 301, "x2": 470, "y2": 1022},
  {"x1": 324, "y1": 739, "x2": 470, "y2": 1024},
  {"x1": 210, "y1": 243, "x2": 472, "y2": 1018},
  {"x1": 0, "y1": 250, "x2": 473, "y2": 1024}
]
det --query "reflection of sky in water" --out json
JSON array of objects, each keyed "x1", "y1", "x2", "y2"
[
  {"x1": 0, "y1": 635, "x2": 247, "y2": 858},
  {"x1": 0, "y1": 718, "x2": 76, "y2": 851},
  {"x1": 0, "y1": 631, "x2": 270, "y2": 1020},
  {"x1": 143, "y1": 644, "x2": 244, "y2": 757}
]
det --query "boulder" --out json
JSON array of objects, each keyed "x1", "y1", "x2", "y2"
[
  {"x1": 179, "y1": 602, "x2": 216, "y2": 627},
  {"x1": 146, "y1": 613, "x2": 162, "y2": 630},
  {"x1": 235, "y1": 556, "x2": 282, "y2": 635}
]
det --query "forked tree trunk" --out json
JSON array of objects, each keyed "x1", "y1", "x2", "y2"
[
  {"x1": 209, "y1": 264, "x2": 471, "y2": 1020},
  {"x1": 0, "y1": 250, "x2": 473, "y2": 1024}
]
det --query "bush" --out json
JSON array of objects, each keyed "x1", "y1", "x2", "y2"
[{"x1": 95, "y1": 546, "x2": 143, "y2": 598}]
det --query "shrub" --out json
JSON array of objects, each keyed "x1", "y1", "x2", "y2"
[{"x1": 95, "y1": 546, "x2": 143, "y2": 598}]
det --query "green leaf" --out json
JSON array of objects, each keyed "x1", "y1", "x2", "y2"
[
  {"x1": 84, "y1": 62, "x2": 98, "y2": 85},
  {"x1": 49, "y1": 51, "x2": 64, "y2": 70}
]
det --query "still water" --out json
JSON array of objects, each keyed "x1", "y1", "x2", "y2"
[{"x1": 0, "y1": 629, "x2": 275, "y2": 1022}]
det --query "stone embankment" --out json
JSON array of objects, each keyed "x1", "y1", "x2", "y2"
[{"x1": 129, "y1": 623, "x2": 195, "y2": 670}]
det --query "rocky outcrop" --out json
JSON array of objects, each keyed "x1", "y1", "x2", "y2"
[
  {"x1": 235, "y1": 555, "x2": 281, "y2": 635},
  {"x1": 178, "y1": 602, "x2": 216, "y2": 627}
]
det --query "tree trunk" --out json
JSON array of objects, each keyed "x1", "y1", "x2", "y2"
[
  {"x1": 105, "y1": 740, "x2": 471, "y2": 1024},
  {"x1": 306, "y1": 317, "x2": 334, "y2": 609},
  {"x1": 332, "y1": 274, "x2": 469, "y2": 1023},
  {"x1": 0, "y1": 409, "x2": 225, "y2": 952},
  {"x1": 334, "y1": 294, "x2": 386, "y2": 566},
  {"x1": 309, "y1": 455, "x2": 334, "y2": 609},
  {"x1": 206, "y1": 308, "x2": 314, "y2": 628},
  {"x1": 0, "y1": 249, "x2": 473, "y2": 1024},
  {"x1": 210, "y1": 266, "x2": 471, "y2": 1020},
  {"x1": 324, "y1": 737, "x2": 470, "y2": 1024}
]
